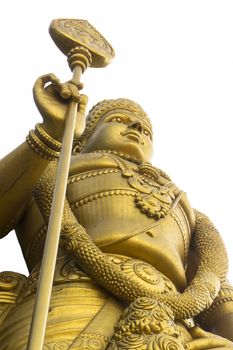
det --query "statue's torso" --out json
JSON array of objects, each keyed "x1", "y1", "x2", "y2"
[{"x1": 16, "y1": 152, "x2": 195, "y2": 290}]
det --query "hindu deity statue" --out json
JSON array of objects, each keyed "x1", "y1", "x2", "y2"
[{"x1": 0, "y1": 70, "x2": 232, "y2": 349}]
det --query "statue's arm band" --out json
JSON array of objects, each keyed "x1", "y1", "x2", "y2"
[
  {"x1": 196, "y1": 280, "x2": 233, "y2": 330},
  {"x1": 26, "y1": 124, "x2": 61, "y2": 161}
]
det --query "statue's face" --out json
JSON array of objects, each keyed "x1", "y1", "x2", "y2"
[{"x1": 81, "y1": 109, "x2": 153, "y2": 163}]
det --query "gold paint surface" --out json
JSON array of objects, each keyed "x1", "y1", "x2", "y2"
[{"x1": 0, "y1": 18, "x2": 233, "y2": 350}]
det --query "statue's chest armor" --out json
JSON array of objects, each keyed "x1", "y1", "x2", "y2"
[
  {"x1": 66, "y1": 166, "x2": 192, "y2": 289},
  {"x1": 17, "y1": 155, "x2": 193, "y2": 290},
  {"x1": 67, "y1": 167, "x2": 178, "y2": 223}
]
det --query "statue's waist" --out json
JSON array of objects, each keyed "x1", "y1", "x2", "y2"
[{"x1": 18, "y1": 253, "x2": 180, "y2": 303}]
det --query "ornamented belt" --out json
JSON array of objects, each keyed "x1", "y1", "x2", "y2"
[{"x1": 17, "y1": 253, "x2": 178, "y2": 304}]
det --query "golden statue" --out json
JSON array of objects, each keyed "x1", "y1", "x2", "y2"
[{"x1": 0, "y1": 19, "x2": 233, "y2": 350}]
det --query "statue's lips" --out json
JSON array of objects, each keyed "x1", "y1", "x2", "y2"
[{"x1": 121, "y1": 130, "x2": 142, "y2": 144}]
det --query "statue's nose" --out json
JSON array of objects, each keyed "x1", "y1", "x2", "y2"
[{"x1": 128, "y1": 121, "x2": 143, "y2": 133}]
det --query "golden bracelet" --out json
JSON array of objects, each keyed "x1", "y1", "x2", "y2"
[
  {"x1": 35, "y1": 124, "x2": 61, "y2": 152},
  {"x1": 26, "y1": 129, "x2": 60, "y2": 160}
]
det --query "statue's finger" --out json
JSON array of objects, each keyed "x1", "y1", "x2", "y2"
[
  {"x1": 68, "y1": 84, "x2": 80, "y2": 102},
  {"x1": 59, "y1": 84, "x2": 72, "y2": 100},
  {"x1": 33, "y1": 73, "x2": 60, "y2": 94}
]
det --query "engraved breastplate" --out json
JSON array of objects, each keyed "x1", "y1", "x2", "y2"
[
  {"x1": 67, "y1": 154, "x2": 179, "y2": 223},
  {"x1": 17, "y1": 153, "x2": 192, "y2": 289},
  {"x1": 66, "y1": 153, "x2": 192, "y2": 289}
]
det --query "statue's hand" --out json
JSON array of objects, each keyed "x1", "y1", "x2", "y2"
[{"x1": 33, "y1": 73, "x2": 88, "y2": 141}]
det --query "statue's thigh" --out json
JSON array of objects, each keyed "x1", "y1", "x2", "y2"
[{"x1": 0, "y1": 280, "x2": 111, "y2": 350}]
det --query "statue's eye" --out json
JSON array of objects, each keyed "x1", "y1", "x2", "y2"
[
  {"x1": 143, "y1": 129, "x2": 152, "y2": 139},
  {"x1": 110, "y1": 117, "x2": 123, "y2": 123}
]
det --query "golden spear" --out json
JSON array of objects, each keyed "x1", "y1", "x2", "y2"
[{"x1": 26, "y1": 18, "x2": 114, "y2": 350}]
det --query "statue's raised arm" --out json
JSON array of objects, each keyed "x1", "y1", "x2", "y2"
[{"x1": 0, "y1": 74, "x2": 86, "y2": 237}]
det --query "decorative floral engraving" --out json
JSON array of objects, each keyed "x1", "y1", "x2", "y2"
[
  {"x1": 147, "y1": 334, "x2": 184, "y2": 350},
  {"x1": 71, "y1": 333, "x2": 109, "y2": 349},
  {"x1": 56, "y1": 19, "x2": 114, "y2": 56},
  {"x1": 44, "y1": 340, "x2": 71, "y2": 349},
  {"x1": 109, "y1": 297, "x2": 185, "y2": 350}
]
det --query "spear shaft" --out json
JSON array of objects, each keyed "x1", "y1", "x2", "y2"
[
  {"x1": 27, "y1": 67, "x2": 83, "y2": 350},
  {"x1": 26, "y1": 18, "x2": 114, "y2": 349}
]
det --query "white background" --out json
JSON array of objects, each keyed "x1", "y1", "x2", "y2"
[{"x1": 0, "y1": 1, "x2": 232, "y2": 282}]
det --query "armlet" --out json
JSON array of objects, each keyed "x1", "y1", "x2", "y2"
[{"x1": 196, "y1": 280, "x2": 233, "y2": 330}]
